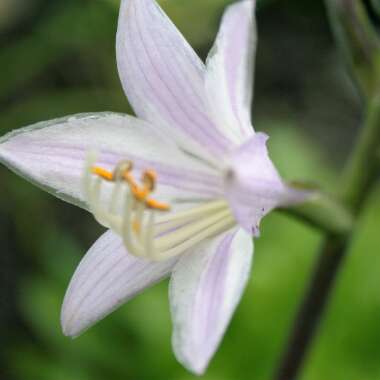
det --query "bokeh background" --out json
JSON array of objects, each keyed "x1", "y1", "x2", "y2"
[{"x1": 0, "y1": 0, "x2": 379, "y2": 379}]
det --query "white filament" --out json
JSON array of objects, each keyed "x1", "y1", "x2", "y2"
[{"x1": 83, "y1": 156, "x2": 236, "y2": 261}]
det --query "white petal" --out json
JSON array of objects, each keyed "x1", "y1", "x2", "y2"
[
  {"x1": 169, "y1": 228, "x2": 253, "y2": 374},
  {"x1": 0, "y1": 113, "x2": 222, "y2": 209},
  {"x1": 116, "y1": 0, "x2": 234, "y2": 160},
  {"x1": 61, "y1": 230, "x2": 177, "y2": 337},
  {"x1": 205, "y1": 0, "x2": 257, "y2": 143}
]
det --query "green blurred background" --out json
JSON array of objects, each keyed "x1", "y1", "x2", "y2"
[{"x1": 0, "y1": 0, "x2": 379, "y2": 379}]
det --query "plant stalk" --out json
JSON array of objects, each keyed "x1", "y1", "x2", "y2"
[
  {"x1": 279, "y1": 193, "x2": 353, "y2": 236},
  {"x1": 274, "y1": 95, "x2": 380, "y2": 380}
]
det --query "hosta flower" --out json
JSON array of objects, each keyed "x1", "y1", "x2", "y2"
[{"x1": 0, "y1": 0, "x2": 305, "y2": 374}]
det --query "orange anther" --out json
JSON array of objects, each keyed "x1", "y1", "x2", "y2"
[
  {"x1": 142, "y1": 170, "x2": 157, "y2": 191},
  {"x1": 114, "y1": 160, "x2": 133, "y2": 181},
  {"x1": 146, "y1": 198, "x2": 170, "y2": 212},
  {"x1": 131, "y1": 187, "x2": 150, "y2": 201},
  {"x1": 123, "y1": 171, "x2": 138, "y2": 187},
  {"x1": 92, "y1": 167, "x2": 114, "y2": 181},
  {"x1": 91, "y1": 161, "x2": 170, "y2": 213}
]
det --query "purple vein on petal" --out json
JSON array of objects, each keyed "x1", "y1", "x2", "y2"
[
  {"x1": 141, "y1": 0, "x2": 233, "y2": 150},
  {"x1": 142, "y1": 0, "x2": 205, "y2": 112},
  {"x1": 64, "y1": 234, "x2": 175, "y2": 330},
  {"x1": 125, "y1": 0, "x2": 231, "y2": 154},
  {"x1": 4, "y1": 142, "x2": 223, "y2": 196},
  {"x1": 193, "y1": 232, "x2": 234, "y2": 349},
  {"x1": 65, "y1": 237, "x2": 133, "y2": 326}
]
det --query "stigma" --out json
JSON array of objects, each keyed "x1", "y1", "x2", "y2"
[{"x1": 84, "y1": 154, "x2": 236, "y2": 262}]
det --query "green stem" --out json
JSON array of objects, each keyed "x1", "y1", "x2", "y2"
[
  {"x1": 325, "y1": 0, "x2": 380, "y2": 98},
  {"x1": 279, "y1": 193, "x2": 353, "y2": 236},
  {"x1": 371, "y1": 0, "x2": 380, "y2": 18},
  {"x1": 274, "y1": 1, "x2": 380, "y2": 379},
  {"x1": 274, "y1": 235, "x2": 347, "y2": 380},
  {"x1": 275, "y1": 97, "x2": 380, "y2": 380},
  {"x1": 341, "y1": 95, "x2": 380, "y2": 211}
]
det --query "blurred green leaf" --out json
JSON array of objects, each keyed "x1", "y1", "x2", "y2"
[
  {"x1": 0, "y1": 0, "x2": 117, "y2": 101},
  {"x1": 302, "y1": 187, "x2": 380, "y2": 380}
]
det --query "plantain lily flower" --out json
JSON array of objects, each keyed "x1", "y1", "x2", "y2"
[{"x1": 0, "y1": 0, "x2": 305, "y2": 374}]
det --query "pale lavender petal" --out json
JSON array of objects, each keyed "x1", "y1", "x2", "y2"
[
  {"x1": 0, "y1": 113, "x2": 223, "y2": 209},
  {"x1": 224, "y1": 133, "x2": 303, "y2": 235},
  {"x1": 169, "y1": 228, "x2": 253, "y2": 374},
  {"x1": 205, "y1": 0, "x2": 256, "y2": 143},
  {"x1": 116, "y1": 0, "x2": 233, "y2": 159},
  {"x1": 61, "y1": 230, "x2": 177, "y2": 337}
]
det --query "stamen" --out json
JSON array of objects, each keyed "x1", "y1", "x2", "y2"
[
  {"x1": 155, "y1": 209, "x2": 232, "y2": 252},
  {"x1": 125, "y1": 170, "x2": 158, "y2": 208},
  {"x1": 133, "y1": 201, "x2": 146, "y2": 239},
  {"x1": 143, "y1": 212, "x2": 155, "y2": 258},
  {"x1": 132, "y1": 220, "x2": 141, "y2": 234},
  {"x1": 113, "y1": 160, "x2": 133, "y2": 180},
  {"x1": 92, "y1": 167, "x2": 114, "y2": 181},
  {"x1": 109, "y1": 181, "x2": 122, "y2": 213},
  {"x1": 122, "y1": 190, "x2": 144, "y2": 257},
  {"x1": 132, "y1": 187, "x2": 151, "y2": 202},
  {"x1": 90, "y1": 177, "x2": 110, "y2": 226},
  {"x1": 156, "y1": 200, "x2": 226, "y2": 225},
  {"x1": 84, "y1": 155, "x2": 235, "y2": 262},
  {"x1": 150, "y1": 216, "x2": 236, "y2": 261},
  {"x1": 146, "y1": 198, "x2": 170, "y2": 211},
  {"x1": 142, "y1": 170, "x2": 157, "y2": 191}
]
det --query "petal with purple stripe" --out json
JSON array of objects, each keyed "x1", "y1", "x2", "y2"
[
  {"x1": 169, "y1": 228, "x2": 253, "y2": 374},
  {"x1": 116, "y1": 0, "x2": 233, "y2": 159},
  {"x1": 205, "y1": 0, "x2": 256, "y2": 143},
  {"x1": 0, "y1": 113, "x2": 223, "y2": 209},
  {"x1": 61, "y1": 230, "x2": 177, "y2": 337}
]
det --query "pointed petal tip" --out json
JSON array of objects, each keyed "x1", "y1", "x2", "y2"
[
  {"x1": 172, "y1": 326, "x2": 213, "y2": 375},
  {"x1": 227, "y1": 0, "x2": 256, "y2": 12},
  {"x1": 117, "y1": 0, "x2": 232, "y2": 158},
  {"x1": 61, "y1": 323, "x2": 80, "y2": 339},
  {"x1": 0, "y1": 133, "x2": 17, "y2": 161},
  {"x1": 170, "y1": 230, "x2": 253, "y2": 376},
  {"x1": 241, "y1": 0, "x2": 256, "y2": 10},
  {"x1": 0, "y1": 143, "x2": 10, "y2": 165},
  {"x1": 61, "y1": 231, "x2": 177, "y2": 341},
  {"x1": 174, "y1": 351, "x2": 209, "y2": 376},
  {"x1": 60, "y1": 301, "x2": 91, "y2": 338},
  {"x1": 204, "y1": 0, "x2": 257, "y2": 142},
  {"x1": 61, "y1": 321, "x2": 90, "y2": 340}
]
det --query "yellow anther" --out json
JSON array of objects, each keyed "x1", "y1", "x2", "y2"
[
  {"x1": 146, "y1": 198, "x2": 170, "y2": 212},
  {"x1": 92, "y1": 167, "x2": 114, "y2": 181},
  {"x1": 124, "y1": 172, "x2": 140, "y2": 193},
  {"x1": 131, "y1": 187, "x2": 150, "y2": 201},
  {"x1": 142, "y1": 170, "x2": 157, "y2": 191},
  {"x1": 113, "y1": 160, "x2": 133, "y2": 181},
  {"x1": 91, "y1": 160, "x2": 170, "y2": 213}
]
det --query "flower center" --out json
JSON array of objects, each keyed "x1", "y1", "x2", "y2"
[{"x1": 83, "y1": 153, "x2": 236, "y2": 261}]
